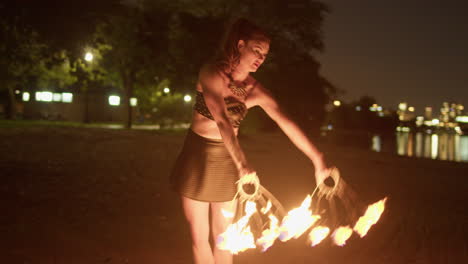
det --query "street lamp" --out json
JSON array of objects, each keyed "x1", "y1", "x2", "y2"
[
  {"x1": 84, "y1": 52, "x2": 94, "y2": 62},
  {"x1": 184, "y1": 94, "x2": 192, "y2": 102}
]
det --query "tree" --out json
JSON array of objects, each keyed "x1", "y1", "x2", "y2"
[{"x1": 0, "y1": 18, "x2": 46, "y2": 119}]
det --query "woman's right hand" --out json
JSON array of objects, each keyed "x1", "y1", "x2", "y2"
[{"x1": 238, "y1": 165, "x2": 256, "y2": 179}]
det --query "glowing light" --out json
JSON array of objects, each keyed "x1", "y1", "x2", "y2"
[
  {"x1": 332, "y1": 226, "x2": 353, "y2": 246},
  {"x1": 109, "y1": 95, "x2": 120, "y2": 106},
  {"x1": 53, "y1": 93, "x2": 62, "y2": 102},
  {"x1": 22, "y1": 92, "x2": 30, "y2": 102},
  {"x1": 333, "y1": 100, "x2": 341, "y2": 107},
  {"x1": 62, "y1": 93, "x2": 73, "y2": 103},
  {"x1": 353, "y1": 198, "x2": 387, "y2": 237},
  {"x1": 408, "y1": 106, "x2": 415, "y2": 112},
  {"x1": 398, "y1": 102, "x2": 407, "y2": 111},
  {"x1": 217, "y1": 201, "x2": 257, "y2": 254},
  {"x1": 184, "y1": 94, "x2": 192, "y2": 102},
  {"x1": 15, "y1": 90, "x2": 20, "y2": 94},
  {"x1": 130, "y1": 97, "x2": 138, "y2": 107},
  {"x1": 84, "y1": 52, "x2": 93, "y2": 62},
  {"x1": 355, "y1": 106, "x2": 361, "y2": 111},
  {"x1": 309, "y1": 226, "x2": 330, "y2": 247},
  {"x1": 257, "y1": 214, "x2": 280, "y2": 252},
  {"x1": 431, "y1": 134, "x2": 438, "y2": 159},
  {"x1": 163, "y1": 87, "x2": 170, "y2": 94},
  {"x1": 432, "y1": 119, "x2": 440, "y2": 125},
  {"x1": 456, "y1": 116, "x2": 468, "y2": 123},
  {"x1": 278, "y1": 195, "x2": 320, "y2": 242},
  {"x1": 36, "y1": 91, "x2": 53, "y2": 102}
]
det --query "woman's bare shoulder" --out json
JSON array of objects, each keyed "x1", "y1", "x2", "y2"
[{"x1": 199, "y1": 63, "x2": 228, "y2": 83}]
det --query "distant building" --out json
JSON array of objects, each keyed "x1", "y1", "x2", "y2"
[{"x1": 16, "y1": 89, "x2": 138, "y2": 122}]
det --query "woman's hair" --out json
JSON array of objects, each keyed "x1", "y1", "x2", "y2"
[{"x1": 213, "y1": 18, "x2": 270, "y2": 74}]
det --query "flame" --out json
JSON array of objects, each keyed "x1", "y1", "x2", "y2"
[
  {"x1": 279, "y1": 195, "x2": 320, "y2": 242},
  {"x1": 353, "y1": 197, "x2": 387, "y2": 237},
  {"x1": 332, "y1": 226, "x2": 353, "y2": 246},
  {"x1": 309, "y1": 226, "x2": 330, "y2": 247},
  {"x1": 221, "y1": 208, "x2": 234, "y2": 219},
  {"x1": 256, "y1": 214, "x2": 280, "y2": 251},
  {"x1": 217, "y1": 201, "x2": 257, "y2": 254}
]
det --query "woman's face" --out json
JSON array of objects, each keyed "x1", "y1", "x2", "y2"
[{"x1": 237, "y1": 39, "x2": 270, "y2": 73}]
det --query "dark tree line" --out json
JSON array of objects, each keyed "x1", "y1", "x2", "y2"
[{"x1": 1, "y1": 0, "x2": 336, "y2": 131}]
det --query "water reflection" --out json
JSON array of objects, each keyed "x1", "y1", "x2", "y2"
[{"x1": 394, "y1": 132, "x2": 467, "y2": 162}]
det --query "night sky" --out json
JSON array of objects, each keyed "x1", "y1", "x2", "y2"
[{"x1": 319, "y1": 0, "x2": 468, "y2": 113}]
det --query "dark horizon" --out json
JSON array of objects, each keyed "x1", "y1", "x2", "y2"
[{"x1": 320, "y1": 0, "x2": 468, "y2": 114}]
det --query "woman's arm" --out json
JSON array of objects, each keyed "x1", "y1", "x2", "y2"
[
  {"x1": 250, "y1": 82, "x2": 328, "y2": 185},
  {"x1": 199, "y1": 66, "x2": 254, "y2": 177}
]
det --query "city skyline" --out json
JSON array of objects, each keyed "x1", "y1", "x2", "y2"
[{"x1": 319, "y1": 0, "x2": 468, "y2": 114}]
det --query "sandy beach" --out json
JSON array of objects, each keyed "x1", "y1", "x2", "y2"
[{"x1": 1, "y1": 126, "x2": 467, "y2": 263}]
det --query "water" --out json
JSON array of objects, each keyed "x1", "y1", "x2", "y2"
[{"x1": 372, "y1": 132, "x2": 468, "y2": 162}]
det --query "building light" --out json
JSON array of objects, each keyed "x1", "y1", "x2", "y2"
[
  {"x1": 62, "y1": 93, "x2": 73, "y2": 103},
  {"x1": 184, "y1": 94, "x2": 192, "y2": 102},
  {"x1": 377, "y1": 106, "x2": 383, "y2": 111},
  {"x1": 22, "y1": 92, "x2": 30, "y2": 102},
  {"x1": 130, "y1": 97, "x2": 138, "y2": 107},
  {"x1": 333, "y1": 100, "x2": 341, "y2": 107},
  {"x1": 109, "y1": 95, "x2": 120, "y2": 106},
  {"x1": 432, "y1": 119, "x2": 440, "y2": 125},
  {"x1": 36, "y1": 91, "x2": 53, "y2": 102},
  {"x1": 163, "y1": 87, "x2": 170, "y2": 94},
  {"x1": 398, "y1": 102, "x2": 407, "y2": 111},
  {"x1": 15, "y1": 90, "x2": 20, "y2": 94},
  {"x1": 378, "y1": 112, "x2": 384, "y2": 117},
  {"x1": 53, "y1": 93, "x2": 62, "y2": 102},
  {"x1": 456, "y1": 116, "x2": 468, "y2": 123},
  {"x1": 355, "y1": 106, "x2": 361, "y2": 111},
  {"x1": 408, "y1": 106, "x2": 415, "y2": 112}
]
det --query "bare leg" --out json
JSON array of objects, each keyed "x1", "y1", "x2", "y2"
[
  {"x1": 182, "y1": 196, "x2": 214, "y2": 264},
  {"x1": 211, "y1": 200, "x2": 237, "y2": 264}
]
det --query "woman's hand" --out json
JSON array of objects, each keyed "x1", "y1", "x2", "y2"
[
  {"x1": 313, "y1": 156, "x2": 330, "y2": 186},
  {"x1": 238, "y1": 164, "x2": 256, "y2": 179}
]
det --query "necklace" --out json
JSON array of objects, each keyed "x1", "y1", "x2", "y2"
[{"x1": 227, "y1": 74, "x2": 247, "y2": 97}]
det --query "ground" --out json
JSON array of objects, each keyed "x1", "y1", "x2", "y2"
[{"x1": 1, "y1": 125, "x2": 467, "y2": 263}]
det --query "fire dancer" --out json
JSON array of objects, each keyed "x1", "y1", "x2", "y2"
[{"x1": 170, "y1": 18, "x2": 329, "y2": 264}]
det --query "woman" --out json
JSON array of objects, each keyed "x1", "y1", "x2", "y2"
[{"x1": 170, "y1": 18, "x2": 329, "y2": 264}]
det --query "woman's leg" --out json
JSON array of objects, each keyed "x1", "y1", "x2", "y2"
[
  {"x1": 182, "y1": 196, "x2": 214, "y2": 264},
  {"x1": 211, "y1": 200, "x2": 237, "y2": 264}
]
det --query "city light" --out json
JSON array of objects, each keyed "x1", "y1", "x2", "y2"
[
  {"x1": 408, "y1": 106, "x2": 415, "y2": 112},
  {"x1": 62, "y1": 93, "x2": 73, "y2": 103},
  {"x1": 456, "y1": 116, "x2": 468, "y2": 123},
  {"x1": 53, "y1": 93, "x2": 62, "y2": 102},
  {"x1": 130, "y1": 97, "x2": 138, "y2": 107},
  {"x1": 109, "y1": 95, "x2": 120, "y2": 106},
  {"x1": 163, "y1": 87, "x2": 170, "y2": 94},
  {"x1": 84, "y1": 52, "x2": 94, "y2": 62},
  {"x1": 35, "y1": 91, "x2": 53, "y2": 102},
  {"x1": 184, "y1": 94, "x2": 192, "y2": 102},
  {"x1": 398, "y1": 102, "x2": 407, "y2": 111},
  {"x1": 355, "y1": 106, "x2": 361, "y2": 111},
  {"x1": 22, "y1": 92, "x2": 30, "y2": 102},
  {"x1": 333, "y1": 100, "x2": 341, "y2": 107},
  {"x1": 15, "y1": 90, "x2": 20, "y2": 94}
]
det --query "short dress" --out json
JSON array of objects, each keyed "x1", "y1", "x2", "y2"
[{"x1": 170, "y1": 91, "x2": 248, "y2": 202}]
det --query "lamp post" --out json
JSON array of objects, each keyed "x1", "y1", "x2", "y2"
[{"x1": 83, "y1": 51, "x2": 93, "y2": 123}]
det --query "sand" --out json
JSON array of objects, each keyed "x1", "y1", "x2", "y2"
[{"x1": 1, "y1": 126, "x2": 467, "y2": 263}]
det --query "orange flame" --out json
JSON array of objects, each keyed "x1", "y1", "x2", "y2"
[
  {"x1": 279, "y1": 195, "x2": 320, "y2": 242},
  {"x1": 309, "y1": 226, "x2": 330, "y2": 247},
  {"x1": 353, "y1": 197, "x2": 387, "y2": 237},
  {"x1": 332, "y1": 226, "x2": 353, "y2": 246},
  {"x1": 217, "y1": 201, "x2": 257, "y2": 254},
  {"x1": 256, "y1": 214, "x2": 280, "y2": 251}
]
